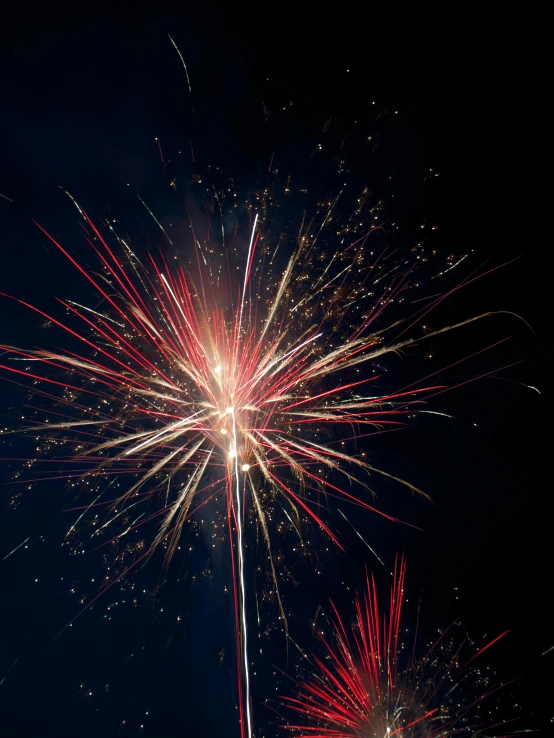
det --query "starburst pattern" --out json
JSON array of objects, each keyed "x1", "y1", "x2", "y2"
[
  {"x1": 282, "y1": 558, "x2": 514, "y2": 738},
  {"x1": 0, "y1": 181, "x2": 490, "y2": 738},
  {"x1": 0, "y1": 186, "x2": 467, "y2": 563}
]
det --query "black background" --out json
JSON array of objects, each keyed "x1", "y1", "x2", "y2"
[{"x1": 0, "y1": 5, "x2": 550, "y2": 737}]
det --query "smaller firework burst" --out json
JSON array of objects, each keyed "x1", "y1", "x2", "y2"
[{"x1": 282, "y1": 558, "x2": 516, "y2": 738}]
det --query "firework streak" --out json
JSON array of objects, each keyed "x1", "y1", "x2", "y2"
[
  {"x1": 282, "y1": 557, "x2": 511, "y2": 737},
  {"x1": 0, "y1": 186, "x2": 492, "y2": 736}
]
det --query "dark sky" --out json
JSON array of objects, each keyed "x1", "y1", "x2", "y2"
[{"x1": 0, "y1": 7, "x2": 550, "y2": 738}]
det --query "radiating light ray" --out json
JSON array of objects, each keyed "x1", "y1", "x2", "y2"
[
  {"x1": 138, "y1": 195, "x2": 173, "y2": 244},
  {"x1": 168, "y1": 34, "x2": 193, "y2": 100},
  {"x1": 2, "y1": 537, "x2": 30, "y2": 561},
  {"x1": 0, "y1": 659, "x2": 18, "y2": 689},
  {"x1": 337, "y1": 509, "x2": 384, "y2": 567}
]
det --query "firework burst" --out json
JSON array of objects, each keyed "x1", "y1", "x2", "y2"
[
  {"x1": 281, "y1": 557, "x2": 514, "y2": 738},
  {"x1": 0, "y1": 179, "x2": 493, "y2": 737}
]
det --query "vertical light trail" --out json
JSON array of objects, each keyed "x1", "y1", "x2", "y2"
[
  {"x1": 238, "y1": 214, "x2": 258, "y2": 339},
  {"x1": 232, "y1": 410, "x2": 253, "y2": 738},
  {"x1": 230, "y1": 213, "x2": 257, "y2": 738}
]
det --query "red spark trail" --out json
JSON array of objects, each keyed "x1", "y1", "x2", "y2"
[{"x1": 283, "y1": 559, "x2": 511, "y2": 738}]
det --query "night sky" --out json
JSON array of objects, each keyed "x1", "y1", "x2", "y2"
[{"x1": 0, "y1": 8, "x2": 551, "y2": 738}]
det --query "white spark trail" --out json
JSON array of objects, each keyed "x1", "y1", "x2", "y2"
[
  {"x1": 138, "y1": 196, "x2": 173, "y2": 244},
  {"x1": 232, "y1": 411, "x2": 253, "y2": 738},
  {"x1": 238, "y1": 214, "x2": 259, "y2": 346},
  {"x1": 168, "y1": 34, "x2": 194, "y2": 111},
  {"x1": 3, "y1": 537, "x2": 30, "y2": 561},
  {"x1": 338, "y1": 509, "x2": 385, "y2": 566}
]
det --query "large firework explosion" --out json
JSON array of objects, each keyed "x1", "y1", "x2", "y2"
[
  {"x1": 0, "y1": 168, "x2": 500, "y2": 736},
  {"x1": 281, "y1": 557, "x2": 516, "y2": 738}
]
